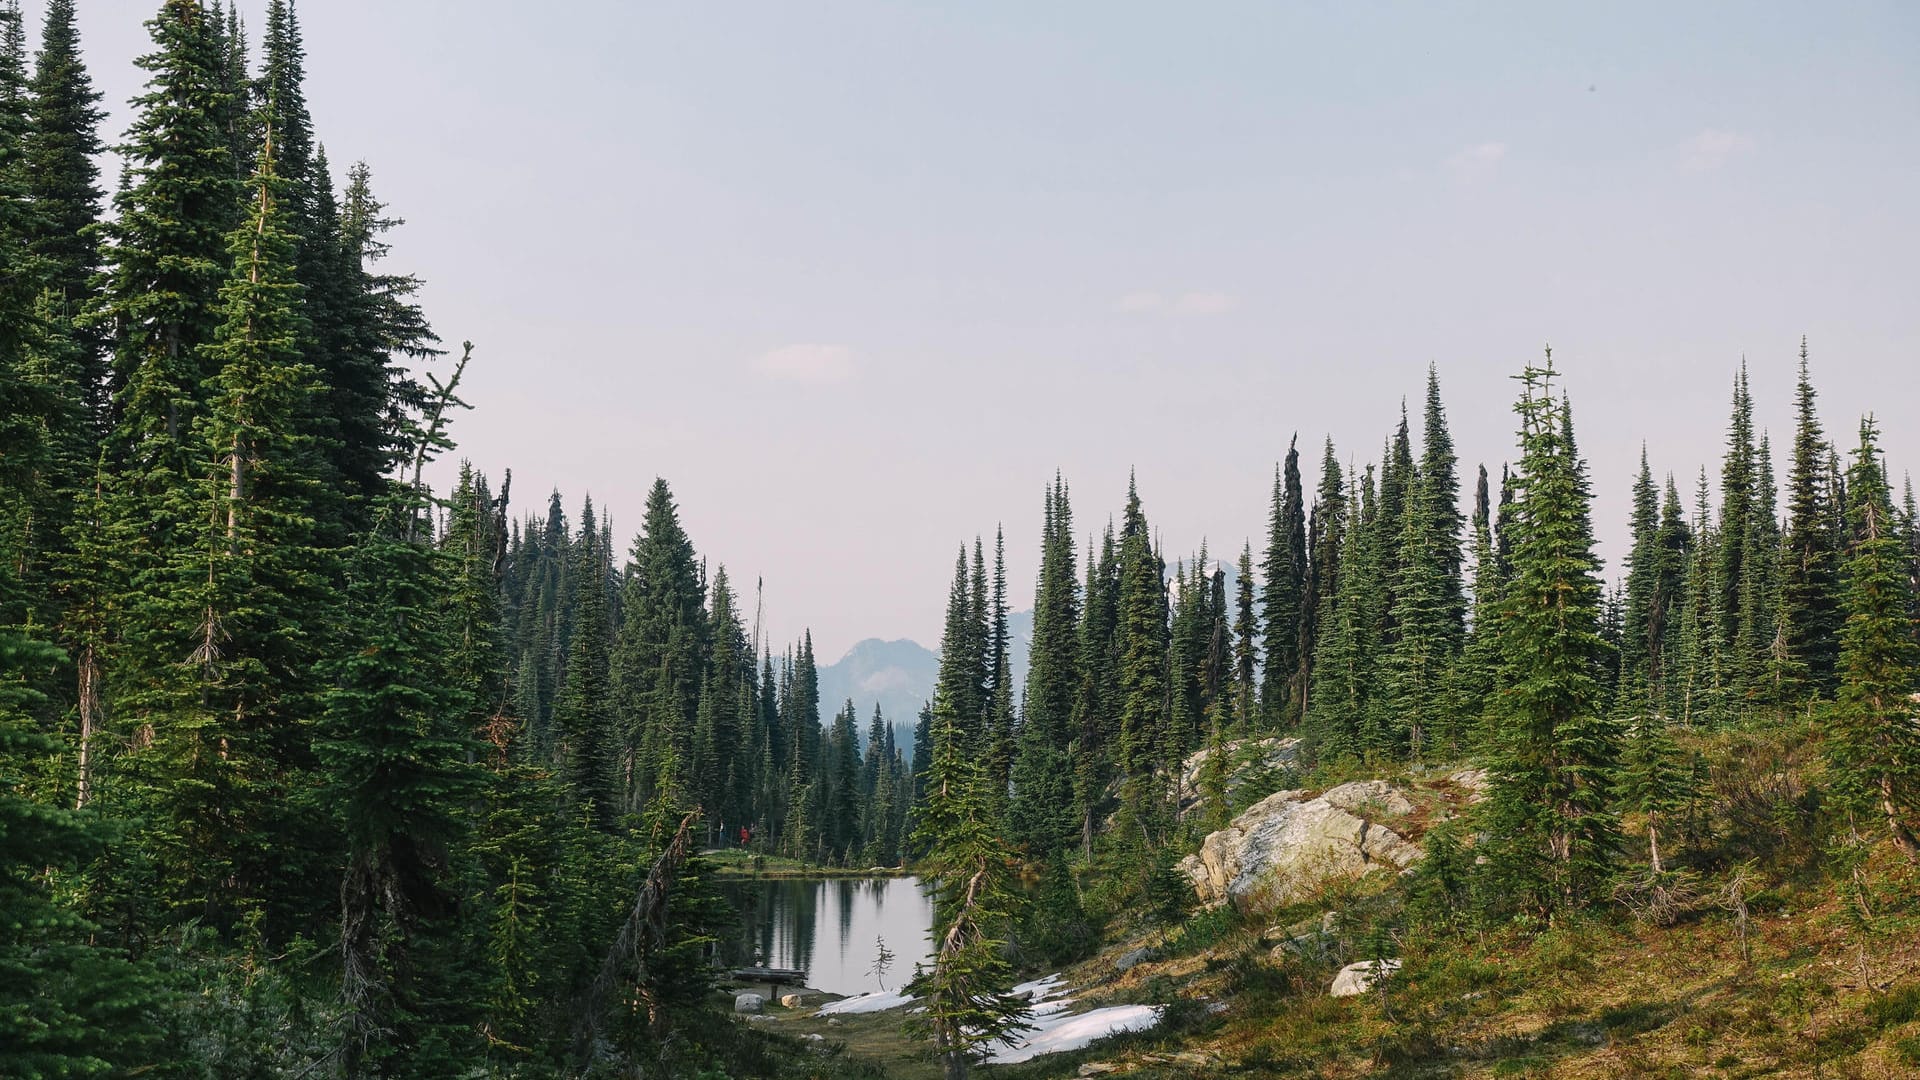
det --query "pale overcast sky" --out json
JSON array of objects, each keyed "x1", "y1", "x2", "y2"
[{"x1": 34, "y1": 1, "x2": 1920, "y2": 659}]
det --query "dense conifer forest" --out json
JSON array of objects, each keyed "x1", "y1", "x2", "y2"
[{"x1": 5, "y1": 3, "x2": 1920, "y2": 1079}]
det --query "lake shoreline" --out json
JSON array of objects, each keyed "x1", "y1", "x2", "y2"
[{"x1": 701, "y1": 850, "x2": 913, "y2": 880}]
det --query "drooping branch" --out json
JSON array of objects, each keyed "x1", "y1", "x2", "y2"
[{"x1": 571, "y1": 810, "x2": 701, "y2": 1063}]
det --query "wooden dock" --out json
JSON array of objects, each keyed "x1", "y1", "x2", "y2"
[{"x1": 729, "y1": 966, "x2": 808, "y2": 986}]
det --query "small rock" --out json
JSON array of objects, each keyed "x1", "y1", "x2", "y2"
[
  {"x1": 1329, "y1": 959, "x2": 1402, "y2": 998},
  {"x1": 1446, "y1": 767, "x2": 1491, "y2": 798},
  {"x1": 803, "y1": 1032, "x2": 826, "y2": 1043},
  {"x1": 733, "y1": 992, "x2": 765, "y2": 1014},
  {"x1": 826, "y1": 1017, "x2": 843, "y2": 1026},
  {"x1": 1114, "y1": 946, "x2": 1156, "y2": 973},
  {"x1": 1078, "y1": 1064, "x2": 1122, "y2": 1077},
  {"x1": 780, "y1": 991, "x2": 828, "y2": 1008}
]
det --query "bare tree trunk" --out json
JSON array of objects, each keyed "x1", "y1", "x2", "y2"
[
  {"x1": 75, "y1": 644, "x2": 100, "y2": 809},
  {"x1": 1881, "y1": 773, "x2": 1920, "y2": 863}
]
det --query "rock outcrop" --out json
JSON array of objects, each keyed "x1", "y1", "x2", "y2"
[
  {"x1": 1329, "y1": 959, "x2": 1402, "y2": 997},
  {"x1": 1175, "y1": 737, "x2": 1300, "y2": 818},
  {"x1": 1179, "y1": 780, "x2": 1426, "y2": 910},
  {"x1": 733, "y1": 992, "x2": 766, "y2": 1014}
]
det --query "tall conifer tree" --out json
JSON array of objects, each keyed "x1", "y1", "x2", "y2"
[{"x1": 1480, "y1": 353, "x2": 1618, "y2": 913}]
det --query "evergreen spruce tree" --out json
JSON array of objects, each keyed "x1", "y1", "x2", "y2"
[
  {"x1": 1618, "y1": 448, "x2": 1663, "y2": 715},
  {"x1": 1385, "y1": 459, "x2": 1454, "y2": 758},
  {"x1": 1260, "y1": 440, "x2": 1306, "y2": 724},
  {"x1": 1419, "y1": 365, "x2": 1468, "y2": 644},
  {"x1": 907, "y1": 679, "x2": 1030, "y2": 1080},
  {"x1": 553, "y1": 499, "x2": 616, "y2": 828},
  {"x1": 984, "y1": 527, "x2": 1014, "y2": 820},
  {"x1": 1114, "y1": 477, "x2": 1169, "y2": 836},
  {"x1": 614, "y1": 479, "x2": 708, "y2": 815},
  {"x1": 1479, "y1": 353, "x2": 1619, "y2": 914},
  {"x1": 1232, "y1": 542, "x2": 1258, "y2": 729},
  {"x1": 1296, "y1": 441, "x2": 1346, "y2": 722},
  {"x1": 1616, "y1": 711, "x2": 1686, "y2": 874},
  {"x1": 1307, "y1": 467, "x2": 1377, "y2": 760},
  {"x1": 1824, "y1": 417, "x2": 1920, "y2": 862},
  {"x1": 1452, "y1": 464, "x2": 1504, "y2": 742},
  {"x1": 1677, "y1": 471, "x2": 1726, "y2": 726},
  {"x1": 1071, "y1": 526, "x2": 1118, "y2": 858},
  {"x1": 1010, "y1": 477, "x2": 1078, "y2": 855},
  {"x1": 23, "y1": 0, "x2": 106, "y2": 415},
  {"x1": 322, "y1": 471, "x2": 481, "y2": 1074},
  {"x1": 0, "y1": 612, "x2": 163, "y2": 1075},
  {"x1": 97, "y1": 0, "x2": 240, "y2": 455},
  {"x1": 130, "y1": 123, "x2": 338, "y2": 934},
  {"x1": 1715, "y1": 367, "x2": 1757, "y2": 674},
  {"x1": 1779, "y1": 342, "x2": 1843, "y2": 699}
]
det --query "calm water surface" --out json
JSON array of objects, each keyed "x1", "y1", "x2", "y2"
[{"x1": 720, "y1": 877, "x2": 933, "y2": 997}]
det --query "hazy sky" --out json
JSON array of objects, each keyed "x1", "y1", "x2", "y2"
[{"x1": 34, "y1": 1, "x2": 1920, "y2": 660}]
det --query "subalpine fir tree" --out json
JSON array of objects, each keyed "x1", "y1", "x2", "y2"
[
  {"x1": 1732, "y1": 433, "x2": 1782, "y2": 712},
  {"x1": 1616, "y1": 711, "x2": 1686, "y2": 874},
  {"x1": 321, "y1": 470, "x2": 481, "y2": 1073},
  {"x1": 1376, "y1": 404, "x2": 1416, "y2": 632},
  {"x1": 1779, "y1": 343, "x2": 1843, "y2": 700},
  {"x1": 1419, "y1": 365, "x2": 1468, "y2": 644},
  {"x1": 0, "y1": 0, "x2": 46, "y2": 597},
  {"x1": 98, "y1": 0, "x2": 240, "y2": 457},
  {"x1": 330, "y1": 160, "x2": 442, "y2": 506},
  {"x1": 1824, "y1": 417, "x2": 1920, "y2": 863},
  {"x1": 1307, "y1": 468, "x2": 1377, "y2": 760},
  {"x1": 1617, "y1": 448, "x2": 1663, "y2": 715},
  {"x1": 1652, "y1": 475, "x2": 1692, "y2": 718},
  {"x1": 931, "y1": 548, "x2": 983, "y2": 754},
  {"x1": 1296, "y1": 441, "x2": 1346, "y2": 722},
  {"x1": 0, "y1": 610, "x2": 163, "y2": 1074},
  {"x1": 693, "y1": 567, "x2": 751, "y2": 839},
  {"x1": 23, "y1": 0, "x2": 106, "y2": 410},
  {"x1": 553, "y1": 499, "x2": 617, "y2": 827},
  {"x1": 907, "y1": 683, "x2": 1030, "y2": 1080},
  {"x1": 1715, "y1": 367, "x2": 1758, "y2": 667},
  {"x1": 1385, "y1": 459, "x2": 1455, "y2": 757},
  {"x1": 1009, "y1": 477, "x2": 1078, "y2": 855},
  {"x1": 1071, "y1": 526, "x2": 1118, "y2": 858},
  {"x1": 825, "y1": 699, "x2": 860, "y2": 861},
  {"x1": 1114, "y1": 477, "x2": 1169, "y2": 833},
  {"x1": 1166, "y1": 557, "x2": 1207, "y2": 765},
  {"x1": 1203, "y1": 564, "x2": 1230, "y2": 738},
  {"x1": 442, "y1": 462, "x2": 510, "y2": 727},
  {"x1": 984, "y1": 527, "x2": 1014, "y2": 819},
  {"x1": 1232, "y1": 542, "x2": 1258, "y2": 729},
  {"x1": 1479, "y1": 353, "x2": 1618, "y2": 914},
  {"x1": 145, "y1": 123, "x2": 338, "y2": 934},
  {"x1": 862, "y1": 705, "x2": 899, "y2": 863},
  {"x1": 615, "y1": 478, "x2": 708, "y2": 813},
  {"x1": 1260, "y1": 439, "x2": 1307, "y2": 724},
  {"x1": 1449, "y1": 465, "x2": 1504, "y2": 739},
  {"x1": 1677, "y1": 471, "x2": 1726, "y2": 726}
]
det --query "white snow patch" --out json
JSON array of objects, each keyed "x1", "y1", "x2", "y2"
[
  {"x1": 1010, "y1": 973, "x2": 1070, "y2": 1002},
  {"x1": 985, "y1": 1004, "x2": 1165, "y2": 1065},
  {"x1": 1029, "y1": 997, "x2": 1076, "y2": 1017},
  {"x1": 816, "y1": 989, "x2": 916, "y2": 1016}
]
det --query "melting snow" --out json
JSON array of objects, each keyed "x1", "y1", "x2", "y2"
[
  {"x1": 1011, "y1": 973, "x2": 1070, "y2": 1002},
  {"x1": 985, "y1": 1004, "x2": 1165, "y2": 1065},
  {"x1": 815, "y1": 988, "x2": 916, "y2": 1016}
]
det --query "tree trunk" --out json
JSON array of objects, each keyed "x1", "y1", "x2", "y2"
[
  {"x1": 74, "y1": 645, "x2": 99, "y2": 809},
  {"x1": 1881, "y1": 773, "x2": 1920, "y2": 863}
]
